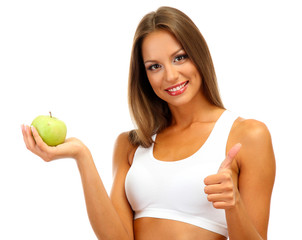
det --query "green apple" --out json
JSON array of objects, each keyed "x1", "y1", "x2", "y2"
[{"x1": 31, "y1": 112, "x2": 67, "y2": 146}]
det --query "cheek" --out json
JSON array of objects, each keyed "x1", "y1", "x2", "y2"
[
  {"x1": 184, "y1": 62, "x2": 199, "y2": 77},
  {"x1": 185, "y1": 65, "x2": 202, "y2": 86},
  {"x1": 147, "y1": 74, "x2": 162, "y2": 92},
  {"x1": 191, "y1": 67, "x2": 202, "y2": 86}
]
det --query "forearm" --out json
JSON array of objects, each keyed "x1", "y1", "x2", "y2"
[
  {"x1": 225, "y1": 198, "x2": 264, "y2": 240},
  {"x1": 22, "y1": 125, "x2": 131, "y2": 239},
  {"x1": 76, "y1": 149, "x2": 130, "y2": 240}
]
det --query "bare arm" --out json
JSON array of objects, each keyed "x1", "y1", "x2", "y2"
[
  {"x1": 225, "y1": 120, "x2": 276, "y2": 240},
  {"x1": 76, "y1": 144, "x2": 133, "y2": 240},
  {"x1": 21, "y1": 125, "x2": 134, "y2": 240},
  {"x1": 204, "y1": 119, "x2": 275, "y2": 239}
]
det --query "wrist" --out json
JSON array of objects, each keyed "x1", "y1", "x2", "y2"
[{"x1": 69, "y1": 138, "x2": 92, "y2": 163}]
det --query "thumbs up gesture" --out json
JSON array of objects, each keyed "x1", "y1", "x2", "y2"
[{"x1": 204, "y1": 143, "x2": 242, "y2": 209}]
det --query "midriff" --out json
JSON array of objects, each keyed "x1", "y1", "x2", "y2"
[{"x1": 134, "y1": 218, "x2": 227, "y2": 240}]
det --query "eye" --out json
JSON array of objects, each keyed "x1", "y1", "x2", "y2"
[
  {"x1": 174, "y1": 54, "x2": 188, "y2": 63},
  {"x1": 148, "y1": 63, "x2": 161, "y2": 71}
]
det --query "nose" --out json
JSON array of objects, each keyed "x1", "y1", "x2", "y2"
[{"x1": 165, "y1": 64, "x2": 179, "y2": 83}]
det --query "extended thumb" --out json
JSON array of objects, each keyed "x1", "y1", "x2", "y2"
[{"x1": 218, "y1": 143, "x2": 242, "y2": 172}]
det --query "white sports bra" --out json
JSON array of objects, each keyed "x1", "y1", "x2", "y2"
[{"x1": 125, "y1": 110, "x2": 238, "y2": 238}]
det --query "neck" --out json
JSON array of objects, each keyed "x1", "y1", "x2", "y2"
[{"x1": 168, "y1": 94, "x2": 224, "y2": 129}]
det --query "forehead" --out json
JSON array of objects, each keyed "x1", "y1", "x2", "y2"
[{"x1": 141, "y1": 30, "x2": 183, "y2": 60}]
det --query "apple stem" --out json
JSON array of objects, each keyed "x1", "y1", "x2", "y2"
[{"x1": 49, "y1": 111, "x2": 52, "y2": 118}]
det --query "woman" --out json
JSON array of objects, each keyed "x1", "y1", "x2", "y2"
[{"x1": 21, "y1": 6, "x2": 275, "y2": 240}]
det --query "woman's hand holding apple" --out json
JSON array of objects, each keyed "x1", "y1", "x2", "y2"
[{"x1": 21, "y1": 124, "x2": 90, "y2": 162}]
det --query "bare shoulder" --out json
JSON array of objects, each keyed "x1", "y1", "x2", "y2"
[
  {"x1": 112, "y1": 132, "x2": 138, "y2": 175},
  {"x1": 228, "y1": 117, "x2": 275, "y2": 170},
  {"x1": 114, "y1": 132, "x2": 133, "y2": 152},
  {"x1": 229, "y1": 118, "x2": 271, "y2": 147},
  {"x1": 231, "y1": 117, "x2": 271, "y2": 143}
]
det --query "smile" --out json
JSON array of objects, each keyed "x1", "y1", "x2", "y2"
[{"x1": 165, "y1": 81, "x2": 189, "y2": 96}]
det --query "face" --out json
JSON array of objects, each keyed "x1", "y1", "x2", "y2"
[{"x1": 141, "y1": 30, "x2": 203, "y2": 107}]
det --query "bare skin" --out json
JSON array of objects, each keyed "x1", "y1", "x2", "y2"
[
  {"x1": 21, "y1": 104, "x2": 275, "y2": 240},
  {"x1": 21, "y1": 29, "x2": 275, "y2": 240},
  {"x1": 134, "y1": 218, "x2": 226, "y2": 240},
  {"x1": 125, "y1": 30, "x2": 274, "y2": 239},
  {"x1": 116, "y1": 106, "x2": 274, "y2": 240}
]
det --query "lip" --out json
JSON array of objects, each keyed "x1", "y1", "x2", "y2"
[{"x1": 165, "y1": 81, "x2": 189, "y2": 96}]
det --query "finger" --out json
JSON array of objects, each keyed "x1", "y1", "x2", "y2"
[
  {"x1": 31, "y1": 126, "x2": 60, "y2": 161},
  {"x1": 204, "y1": 170, "x2": 232, "y2": 185},
  {"x1": 206, "y1": 193, "x2": 226, "y2": 203},
  {"x1": 204, "y1": 184, "x2": 223, "y2": 195},
  {"x1": 204, "y1": 174, "x2": 221, "y2": 186},
  {"x1": 212, "y1": 201, "x2": 233, "y2": 210},
  {"x1": 227, "y1": 143, "x2": 242, "y2": 160},
  {"x1": 31, "y1": 126, "x2": 49, "y2": 152},
  {"x1": 21, "y1": 124, "x2": 27, "y2": 143},
  {"x1": 21, "y1": 124, "x2": 30, "y2": 148},
  {"x1": 22, "y1": 125, "x2": 37, "y2": 152},
  {"x1": 218, "y1": 143, "x2": 242, "y2": 172}
]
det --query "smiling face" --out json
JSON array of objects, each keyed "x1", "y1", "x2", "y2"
[{"x1": 141, "y1": 30, "x2": 203, "y2": 108}]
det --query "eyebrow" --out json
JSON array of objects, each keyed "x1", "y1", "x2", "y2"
[{"x1": 144, "y1": 48, "x2": 184, "y2": 65}]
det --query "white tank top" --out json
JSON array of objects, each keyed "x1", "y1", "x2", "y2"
[{"x1": 125, "y1": 110, "x2": 238, "y2": 238}]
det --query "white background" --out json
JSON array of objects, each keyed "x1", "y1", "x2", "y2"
[{"x1": 1, "y1": 0, "x2": 301, "y2": 239}]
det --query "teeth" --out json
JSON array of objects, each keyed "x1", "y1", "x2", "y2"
[{"x1": 168, "y1": 82, "x2": 187, "y2": 92}]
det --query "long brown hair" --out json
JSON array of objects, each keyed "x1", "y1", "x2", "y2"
[{"x1": 128, "y1": 6, "x2": 224, "y2": 147}]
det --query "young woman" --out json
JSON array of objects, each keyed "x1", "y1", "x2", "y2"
[{"x1": 21, "y1": 6, "x2": 275, "y2": 240}]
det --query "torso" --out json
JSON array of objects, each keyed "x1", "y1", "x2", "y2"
[
  {"x1": 127, "y1": 109, "x2": 243, "y2": 240},
  {"x1": 153, "y1": 116, "x2": 221, "y2": 161},
  {"x1": 134, "y1": 218, "x2": 226, "y2": 240}
]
